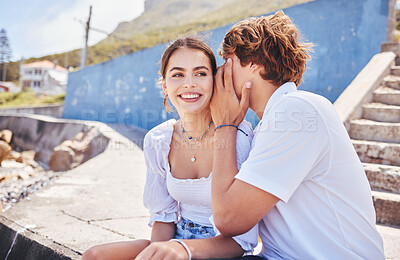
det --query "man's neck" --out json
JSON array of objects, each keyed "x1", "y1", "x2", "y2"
[{"x1": 250, "y1": 80, "x2": 279, "y2": 120}]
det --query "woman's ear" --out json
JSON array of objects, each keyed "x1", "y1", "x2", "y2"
[{"x1": 162, "y1": 79, "x2": 167, "y2": 94}]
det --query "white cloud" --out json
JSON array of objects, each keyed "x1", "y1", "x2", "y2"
[{"x1": 6, "y1": 0, "x2": 145, "y2": 60}]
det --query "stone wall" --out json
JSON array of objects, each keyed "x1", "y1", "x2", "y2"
[
  {"x1": 0, "y1": 104, "x2": 64, "y2": 118},
  {"x1": 64, "y1": 0, "x2": 390, "y2": 130},
  {"x1": 0, "y1": 115, "x2": 109, "y2": 167}
]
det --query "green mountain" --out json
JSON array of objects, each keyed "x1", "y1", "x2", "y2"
[{"x1": 5, "y1": 0, "x2": 312, "y2": 83}]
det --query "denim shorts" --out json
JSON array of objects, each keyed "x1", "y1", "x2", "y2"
[{"x1": 175, "y1": 217, "x2": 217, "y2": 239}]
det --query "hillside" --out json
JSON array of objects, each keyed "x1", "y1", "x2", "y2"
[{"x1": 5, "y1": 0, "x2": 312, "y2": 83}]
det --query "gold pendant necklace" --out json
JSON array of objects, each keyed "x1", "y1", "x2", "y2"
[{"x1": 181, "y1": 120, "x2": 212, "y2": 163}]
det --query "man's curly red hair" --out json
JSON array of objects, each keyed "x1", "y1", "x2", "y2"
[{"x1": 219, "y1": 11, "x2": 313, "y2": 87}]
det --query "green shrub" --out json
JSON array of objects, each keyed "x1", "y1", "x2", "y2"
[{"x1": 0, "y1": 89, "x2": 64, "y2": 108}]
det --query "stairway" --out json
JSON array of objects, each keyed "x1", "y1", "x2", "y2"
[{"x1": 348, "y1": 66, "x2": 400, "y2": 227}]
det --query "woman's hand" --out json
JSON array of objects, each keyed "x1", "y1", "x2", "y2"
[
  {"x1": 210, "y1": 58, "x2": 251, "y2": 127},
  {"x1": 135, "y1": 240, "x2": 188, "y2": 260}
]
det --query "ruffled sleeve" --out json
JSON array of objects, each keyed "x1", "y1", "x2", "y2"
[
  {"x1": 232, "y1": 225, "x2": 259, "y2": 253},
  {"x1": 210, "y1": 216, "x2": 259, "y2": 253},
  {"x1": 236, "y1": 120, "x2": 254, "y2": 170},
  {"x1": 142, "y1": 122, "x2": 179, "y2": 227}
]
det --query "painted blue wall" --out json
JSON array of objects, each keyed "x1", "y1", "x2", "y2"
[{"x1": 64, "y1": 0, "x2": 389, "y2": 130}]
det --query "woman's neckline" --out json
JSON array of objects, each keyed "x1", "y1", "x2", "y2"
[{"x1": 165, "y1": 119, "x2": 213, "y2": 181}]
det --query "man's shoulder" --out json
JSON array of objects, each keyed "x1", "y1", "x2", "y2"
[
  {"x1": 260, "y1": 90, "x2": 334, "y2": 137},
  {"x1": 286, "y1": 90, "x2": 331, "y2": 107},
  {"x1": 268, "y1": 90, "x2": 333, "y2": 117}
]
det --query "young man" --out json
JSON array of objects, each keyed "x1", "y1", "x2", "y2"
[
  {"x1": 209, "y1": 10, "x2": 385, "y2": 259},
  {"x1": 136, "y1": 11, "x2": 384, "y2": 259}
]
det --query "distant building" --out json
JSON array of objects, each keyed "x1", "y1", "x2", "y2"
[
  {"x1": 20, "y1": 60, "x2": 68, "y2": 95},
  {"x1": 0, "y1": 81, "x2": 20, "y2": 93}
]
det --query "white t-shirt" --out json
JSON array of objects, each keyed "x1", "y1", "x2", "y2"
[{"x1": 235, "y1": 82, "x2": 385, "y2": 260}]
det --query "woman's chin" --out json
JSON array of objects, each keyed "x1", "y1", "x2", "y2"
[{"x1": 177, "y1": 104, "x2": 210, "y2": 115}]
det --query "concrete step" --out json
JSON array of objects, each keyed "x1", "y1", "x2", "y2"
[
  {"x1": 362, "y1": 103, "x2": 400, "y2": 123},
  {"x1": 349, "y1": 119, "x2": 400, "y2": 144},
  {"x1": 383, "y1": 74, "x2": 400, "y2": 90},
  {"x1": 376, "y1": 224, "x2": 400, "y2": 260},
  {"x1": 372, "y1": 190, "x2": 400, "y2": 227},
  {"x1": 390, "y1": 66, "x2": 400, "y2": 76},
  {"x1": 373, "y1": 86, "x2": 400, "y2": 106},
  {"x1": 362, "y1": 163, "x2": 400, "y2": 193},
  {"x1": 353, "y1": 140, "x2": 400, "y2": 166}
]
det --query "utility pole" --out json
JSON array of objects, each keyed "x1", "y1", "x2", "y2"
[
  {"x1": 80, "y1": 5, "x2": 92, "y2": 69},
  {"x1": 19, "y1": 57, "x2": 24, "y2": 90}
]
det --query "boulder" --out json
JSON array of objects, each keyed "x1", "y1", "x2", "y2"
[
  {"x1": 0, "y1": 140, "x2": 12, "y2": 165},
  {"x1": 0, "y1": 129, "x2": 12, "y2": 144},
  {"x1": 48, "y1": 146, "x2": 75, "y2": 172},
  {"x1": 5, "y1": 150, "x2": 20, "y2": 161},
  {"x1": 15, "y1": 150, "x2": 40, "y2": 169},
  {"x1": 48, "y1": 127, "x2": 107, "y2": 171},
  {"x1": 16, "y1": 150, "x2": 35, "y2": 163}
]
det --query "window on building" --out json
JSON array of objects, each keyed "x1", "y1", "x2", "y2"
[
  {"x1": 34, "y1": 69, "x2": 42, "y2": 75},
  {"x1": 33, "y1": 81, "x2": 41, "y2": 87},
  {"x1": 23, "y1": 81, "x2": 31, "y2": 88},
  {"x1": 26, "y1": 69, "x2": 33, "y2": 75}
]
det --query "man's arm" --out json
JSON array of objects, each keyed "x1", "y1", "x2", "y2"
[
  {"x1": 212, "y1": 127, "x2": 279, "y2": 237},
  {"x1": 210, "y1": 59, "x2": 279, "y2": 237}
]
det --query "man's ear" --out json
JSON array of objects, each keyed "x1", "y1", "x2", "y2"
[{"x1": 250, "y1": 62, "x2": 261, "y2": 73}]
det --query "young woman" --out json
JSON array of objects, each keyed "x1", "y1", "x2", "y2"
[{"x1": 82, "y1": 36, "x2": 258, "y2": 260}]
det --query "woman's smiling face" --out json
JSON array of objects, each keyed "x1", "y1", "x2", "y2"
[{"x1": 162, "y1": 47, "x2": 214, "y2": 114}]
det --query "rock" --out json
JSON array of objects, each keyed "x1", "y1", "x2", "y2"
[
  {"x1": 16, "y1": 150, "x2": 36, "y2": 165},
  {"x1": 0, "y1": 141, "x2": 12, "y2": 165},
  {"x1": 48, "y1": 127, "x2": 107, "y2": 171},
  {"x1": 5, "y1": 150, "x2": 21, "y2": 160},
  {"x1": 26, "y1": 159, "x2": 41, "y2": 169},
  {"x1": 18, "y1": 171, "x2": 30, "y2": 180},
  {"x1": 0, "y1": 172, "x2": 16, "y2": 183},
  {"x1": 0, "y1": 129, "x2": 12, "y2": 144},
  {"x1": 1, "y1": 160, "x2": 26, "y2": 168},
  {"x1": 48, "y1": 146, "x2": 75, "y2": 172}
]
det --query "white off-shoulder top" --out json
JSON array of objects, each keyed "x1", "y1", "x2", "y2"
[{"x1": 143, "y1": 119, "x2": 258, "y2": 252}]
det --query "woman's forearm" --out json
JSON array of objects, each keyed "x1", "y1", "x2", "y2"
[
  {"x1": 185, "y1": 235, "x2": 245, "y2": 259},
  {"x1": 151, "y1": 221, "x2": 176, "y2": 242}
]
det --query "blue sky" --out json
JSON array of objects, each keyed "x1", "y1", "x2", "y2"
[{"x1": 0, "y1": 0, "x2": 145, "y2": 61}]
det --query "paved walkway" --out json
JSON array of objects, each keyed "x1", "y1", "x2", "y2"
[
  {"x1": 0, "y1": 122, "x2": 399, "y2": 259},
  {"x1": 0, "y1": 123, "x2": 151, "y2": 259}
]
